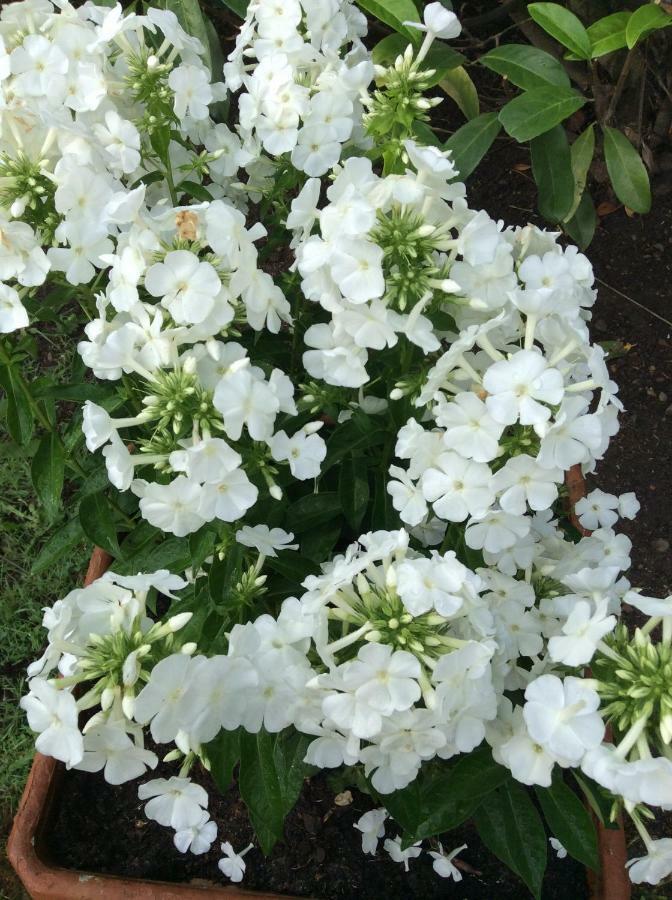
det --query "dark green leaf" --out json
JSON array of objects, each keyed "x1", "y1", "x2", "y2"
[
  {"x1": 116, "y1": 536, "x2": 191, "y2": 574},
  {"x1": 31, "y1": 516, "x2": 86, "y2": 575},
  {"x1": 383, "y1": 747, "x2": 511, "y2": 841},
  {"x1": 286, "y1": 492, "x2": 342, "y2": 533},
  {"x1": 565, "y1": 123, "x2": 595, "y2": 221},
  {"x1": 150, "y1": 125, "x2": 171, "y2": 166},
  {"x1": 239, "y1": 730, "x2": 313, "y2": 854},
  {"x1": 208, "y1": 542, "x2": 243, "y2": 605},
  {"x1": 300, "y1": 522, "x2": 341, "y2": 565},
  {"x1": 164, "y1": 0, "x2": 213, "y2": 75},
  {"x1": 528, "y1": 3, "x2": 592, "y2": 59},
  {"x1": 536, "y1": 777, "x2": 599, "y2": 870},
  {"x1": 355, "y1": 0, "x2": 422, "y2": 43},
  {"x1": 205, "y1": 728, "x2": 241, "y2": 794},
  {"x1": 412, "y1": 120, "x2": 442, "y2": 148},
  {"x1": 481, "y1": 44, "x2": 570, "y2": 91},
  {"x1": 373, "y1": 33, "x2": 465, "y2": 71},
  {"x1": 530, "y1": 124, "x2": 575, "y2": 222},
  {"x1": 572, "y1": 772, "x2": 619, "y2": 829},
  {"x1": 189, "y1": 526, "x2": 216, "y2": 572},
  {"x1": 339, "y1": 455, "x2": 370, "y2": 530},
  {"x1": 439, "y1": 66, "x2": 479, "y2": 120},
  {"x1": 444, "y1": 112, "x2": 501, "y2": 180},
  {"x1": 474, "y1": 781, "x2": 547, "y2": 899},
  {"x1": 499, "y1": 86, "x2": 585, "y2": 142},
  {"x1": 31, "y1": 431, "x2": 65, "y2": 520},
  {"x1": 32, "y1": 381, "x2": 117, "y2": 403},
  {"x1": 0, "y1": 364, "x2": 34, "y2": 445},
  {"x1": 626, "y1": 3, "x2": 672, "y2": 49},
  {"x1": 177, "y1": 180, "x2": 214, "y2": 202},
  {"x1": 78, "y1": 492, "x2": 121, "y2": 557},
  {"x1": 602, "y1": 125, "x2": 651, "y2": 213},
  {"x1": 563, "y1": 191, "x2": 596, "y2": 249},
  {"x1": 213, "y1": 0, "x2": 249, "y2": 16}
]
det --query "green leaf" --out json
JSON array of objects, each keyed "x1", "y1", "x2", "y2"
[
  {"x1": 0, "y1": 364, "x2": 34, "y2": 445},
  {"x1": 31, "y1": 516, "x2": 85, "y2": 575},
  {"x1": 585, "y1": 12, "x2": 630, "y2": 59},
  {"x1": 164, "y1": 0, "x2": 213, "y2": 76},
  {"x1": 150, "y1": 125, "x2": 171, "y2": 166},
  {"x1": 32, "y1": 381, "x2": 117, "y2": 403},
  {"x1": 31, "y1": 431, "x2": 65, "y2": 520},
  {"x1": 382, "y1": 747, "x2": 511, "y2": 841},
  {"x1": 563, "y1": 190, "x2": 597, "y2": 249},
  {"x1": 626, "y1": 3, "x2": 672, "y2": 49},
  {"x1": 536, "y1": 777, "x2": 599, "y2": 870},
  {"x1": 474, "y1": 781, "x2": 547, "y2": 899},
  {"x1": 572, "y1": 772, "x2": 619, "y2": 829},
  {"x1": 339, "y1": 455, "x2": 370, "y2": 530},
  {"x1": 78, "y1": 492, "x2": 121, "y2": 557},
  {"x1": 498, "y1": 86, "x2": 585, "y2": 142},
  {"x1": 213, "y1": 0, "x2": 249, "y2": 16},
  {"x1": 444, "y1": 112, "x2": 501, "y2": 180},
  {"x1": 481, "y1": 44, "x2": 570, "y2": 91},
  {"x1": 300, "y1": 521, "x2": 341, "y2": 565},
  {"x1": 205, "y1": 728, "x2": 240, "y2": 794},
  {"x1": 565, "y1": 123, "x2": 595, "y2": 221},
  {"x1": 208, "y1": 542, "x2": 243, "y2": 604},
  {"x1": 439, "y1": 66, "x2": 479, "y2": 120},
  {"x1": 239, "y1": 730, "x2": 313, "y2": 855},
  {"x1": 528, "y1": 3, "x2": 592, "y2": 59},
  {"x1": 355, "y1": 0, "x2": 422, "y2": 43},
  {"x1": 412, "y1": 120, "x2": 442, "y2": 148},
  {"x1": 286, "y1": 492, "x2": 342, "y2": 533},
  {"x1": 176, "y1": 180, "x2": 214, "y2": 202},
  {"x1": 373, "y1": 33, "x2": 465, "y2": 71},
  {"x1": 189, "y1": 526, "x2": 216, "y2": 572},
  {"x1": 530, "y1": 124, "x2": 575, "y2": 222},
  {"x1": 602, "y1": 125, "x2": 651, "y2": 213}
]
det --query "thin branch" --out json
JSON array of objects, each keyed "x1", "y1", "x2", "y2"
[{"x1": 596, "y1": 278, "x2": 672, "y2": 328}]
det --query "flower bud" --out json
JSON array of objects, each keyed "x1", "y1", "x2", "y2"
[{"x1": 168, "y1": 612, "x2": 193, "y2": 632}]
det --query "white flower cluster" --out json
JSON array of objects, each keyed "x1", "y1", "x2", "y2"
[
  {"x1": 13, "y1": 0, "x2": 672, "y2": 887},
  {"x1": 224, "y1": 0, "x2": 372, "y2": 176}
]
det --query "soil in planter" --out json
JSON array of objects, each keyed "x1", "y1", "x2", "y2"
[{"x1": 45, "y1": 759, "x2": 588, "y2": 900}]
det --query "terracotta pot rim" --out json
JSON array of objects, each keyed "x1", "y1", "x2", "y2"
[{"x1": 9, "y1": 497, "x2": 632, "y2": 899}]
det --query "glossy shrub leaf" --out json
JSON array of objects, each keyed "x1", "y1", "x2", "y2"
[
  {"x1": 286, "y1": 491, "x2": 342, "y2": 533},
  {"x1": 528, "y1": 3, "x2": 592, "y2": 60},
  {"x1": 480, "y1": 44, "x2": 570, "y2": 91},
  {"x1": 499, "y1": 86, "x2": 585, "y2": 142},
  {"x1": 536, "y1": 777, "x2": 599, "y2": 870},
  {"x1": 439, "y1": 66, "x2": 479, "y2": 120},
  {"x1": 474, "y1": 781, "x2": 547, "y2": 900},
  {"x1": 31, "y1": 516, "x2": 85, "y2": 575},
  {"x1": 565, "y1": 123, "x2": 595, "y2": 221},
  {"x1": 339, "y1": 454, "x2": 370, "y2": 530},
  {"x1": 205, "y1": 728, "x2": 241, "y2": 794},
  {"x1": 355, "y1": 0, "x2": 421, "y2": 43},
  {"x1": 586, "y1": 12, "x2": 630, "y2": 58},
  {"x1": 213, "y1": 0, "x2": 249, "y2": 16},
  {"x1": 444, "y1": 112, "x2": 501, "y2": 180},
  {"x1": 31, "y1": 431, "x2": 65, "y2": 520},
  {"x1": 530, "y1": 124, "x2": 575, "y2": 223},
  {"x1": 79, "y1": 491, "x2": 121, "y2": 557},
  {"x1": 382, "y1": 747, "x2": 511, "y2": 841},
  {"x1": 239, "y1": 730, "x2": 313, "y2": 855},
  {"x1": 0, "y1": 364, "x2": 34, "y2": 445},
  {"x1": 626, "y1": 3, "x2": 672, "y2": 49},
  {"x1": 564, "y1": 191, "x2": 597, "y2": 249},
  {"x1": 602, "y1": 125, "x2": 651, "y2": 213}
]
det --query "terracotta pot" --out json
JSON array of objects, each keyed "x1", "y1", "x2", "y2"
[{"x1": 9, "y1": 505, "x2": 633, "y2": 900}]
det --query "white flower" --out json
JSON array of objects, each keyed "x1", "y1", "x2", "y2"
[
  {"x1": 133, "y1": 477, "x2": 206, "y2": 537},
  {"x1": 331, "y1": 239, "x2": 385, "y2": 304},
  {"x1": 213, "y1": 365, "x2": 280, "y2": 442},
  {"x1": 218, "y1": 841, "x2": 253, "y2": 883},
  {"x1": 574, "y1": 488, "x2": 619, "y2": 531},
  {"x1": 145, "y1": 251, "x2": 222, "y2": 325},
  {"x1": 138, "y1": 776, "x2": 209, "y2": 830},
  {"x1": 94, "y1": 111, "x2": 141, "y2": 174},
  {"x1": 405, "y1": 2, "x2": 462, "y2": 40},
  {"x1": 133, "y1": 654, "x2": 195, "y2": 743},
  {"x1": 0, "y1": 284, "x2": 29, "y2": 333},
  {"x1": 346, "y1": 643, "x2": 421, "y2": 716},
  {"x1": 174, "y1": 812, "x2": 218, "y2": 855},
  {"x1": 10, "y1": 35, "x2": 67, "y2": 98},
  {"x1": 497, "y1": 708, "x2": 555, "y2": 787},
  {"x1": 20, "y1": 679, "x2": 83, "y2": 767},
  {"x1": 199, "y1": 468, "x2": 259, "y2": 523},
  {"x1": 548, "y1": 599, "x2": 616, "y2": 666},
  {"x1": 493, "y1": 454, "x2": 562, "y2": 515},
  {"x1": 354, "y1": 808, "x2": 387, "y2": 855},
  {"x1": 236, "y1": 525, "x2": 298, "y2": 558},
  {"x1": 168, "y1": 64, "x2": 213, "y2": 121},
  {"x1": 170, "y1": 438, "x2": 242, "y2": 483},
  {"x1": 523, "y1": 675, "x2": 604, "y2": 766},
  {"x1": 387, "y1": 465, "x2": 428, "y2": 527},
  {"x1": 270, "y1": 429, "x2": 327, "y2": 479},
  {"x1": 465, "y1": 509, "x2": 530, "y2": 554},
  {"x1": 626, "y1": 839, "x2": 672, "y2": 885},
  {"x1": 383, "y1": 835, "x2": 422, "y2": 871},
  {"x1": 549, "y1": 837, "x2": 567, "y2": 859},
  {"x1": 396, "y1": 555, "x2": 465, "y2": 617},
  {"x1": 483, "y1": 350, "x2": 564, "y2": 426},
  {"x1": 434, "y1": 392, "x2": 504, "y2": 463},
  {"x1": 429, "y1": 842, "x2": 467, "y2": 880},
  {"x1": 421, "y1": 452, "x2": 494, "y2": 522},
  {"x1": 76, "y1": 724, "x2": 158, "y2": 784}
]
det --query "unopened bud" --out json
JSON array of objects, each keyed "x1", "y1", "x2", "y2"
[
  {"x1": 181, "y1": 641, "x2": 197, "y2": 655},
  {"x1": 168, "y1": 612, "x2": 193, "y2": 632}
]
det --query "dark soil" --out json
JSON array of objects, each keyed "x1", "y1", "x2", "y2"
[{"x1": 46, "y1": 760, "x2": 588, "y2": 900}]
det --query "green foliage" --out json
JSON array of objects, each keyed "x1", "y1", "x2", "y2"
[
  {"x1": 79, "y1": 491, "x2": 122, "y2": 558},
  {"x1": 481, "y1": 44, "x2": 570, "y2": 91},
  {"x1": 31, "y1": 431, "x2": 65, "y2": 522},
  {"x1": 530, "y1": 125, "x2": 574, "y2": 222},
  {"x1": 355, "y1": 0, "x2": 421, "y2": 43},
  {"x1": 528, "y1": 2, "x2": 592, "y2": 59},
  {"x1": 439, "y1": 66, "x2": 479, "y2": 120},
  {"x1": 498, "y1": 86, "x2": 585, "y2": 142},
  {"x1": 626, "y1": 3, "x2": 672, "y2": 49},
  {"x1": 238, "y1": 730, "x2": 315, "y2": 854},
  {"x1": 474, "y1": 781, "x2": 547, "y2": 899},
  {"x1": 536, "y1": 776, "x2": 599, "y2": 870},
  {"x1": 444, "y1": 112, "x2": 501, "y2": 180},
  {"x1": 602, "y1": 125, "x2": 652, "y2": 213}
]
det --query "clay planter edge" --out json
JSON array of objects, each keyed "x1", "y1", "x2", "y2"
[{"x1": 9, "y1": 484, "x2": 632, "y2": 900}]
